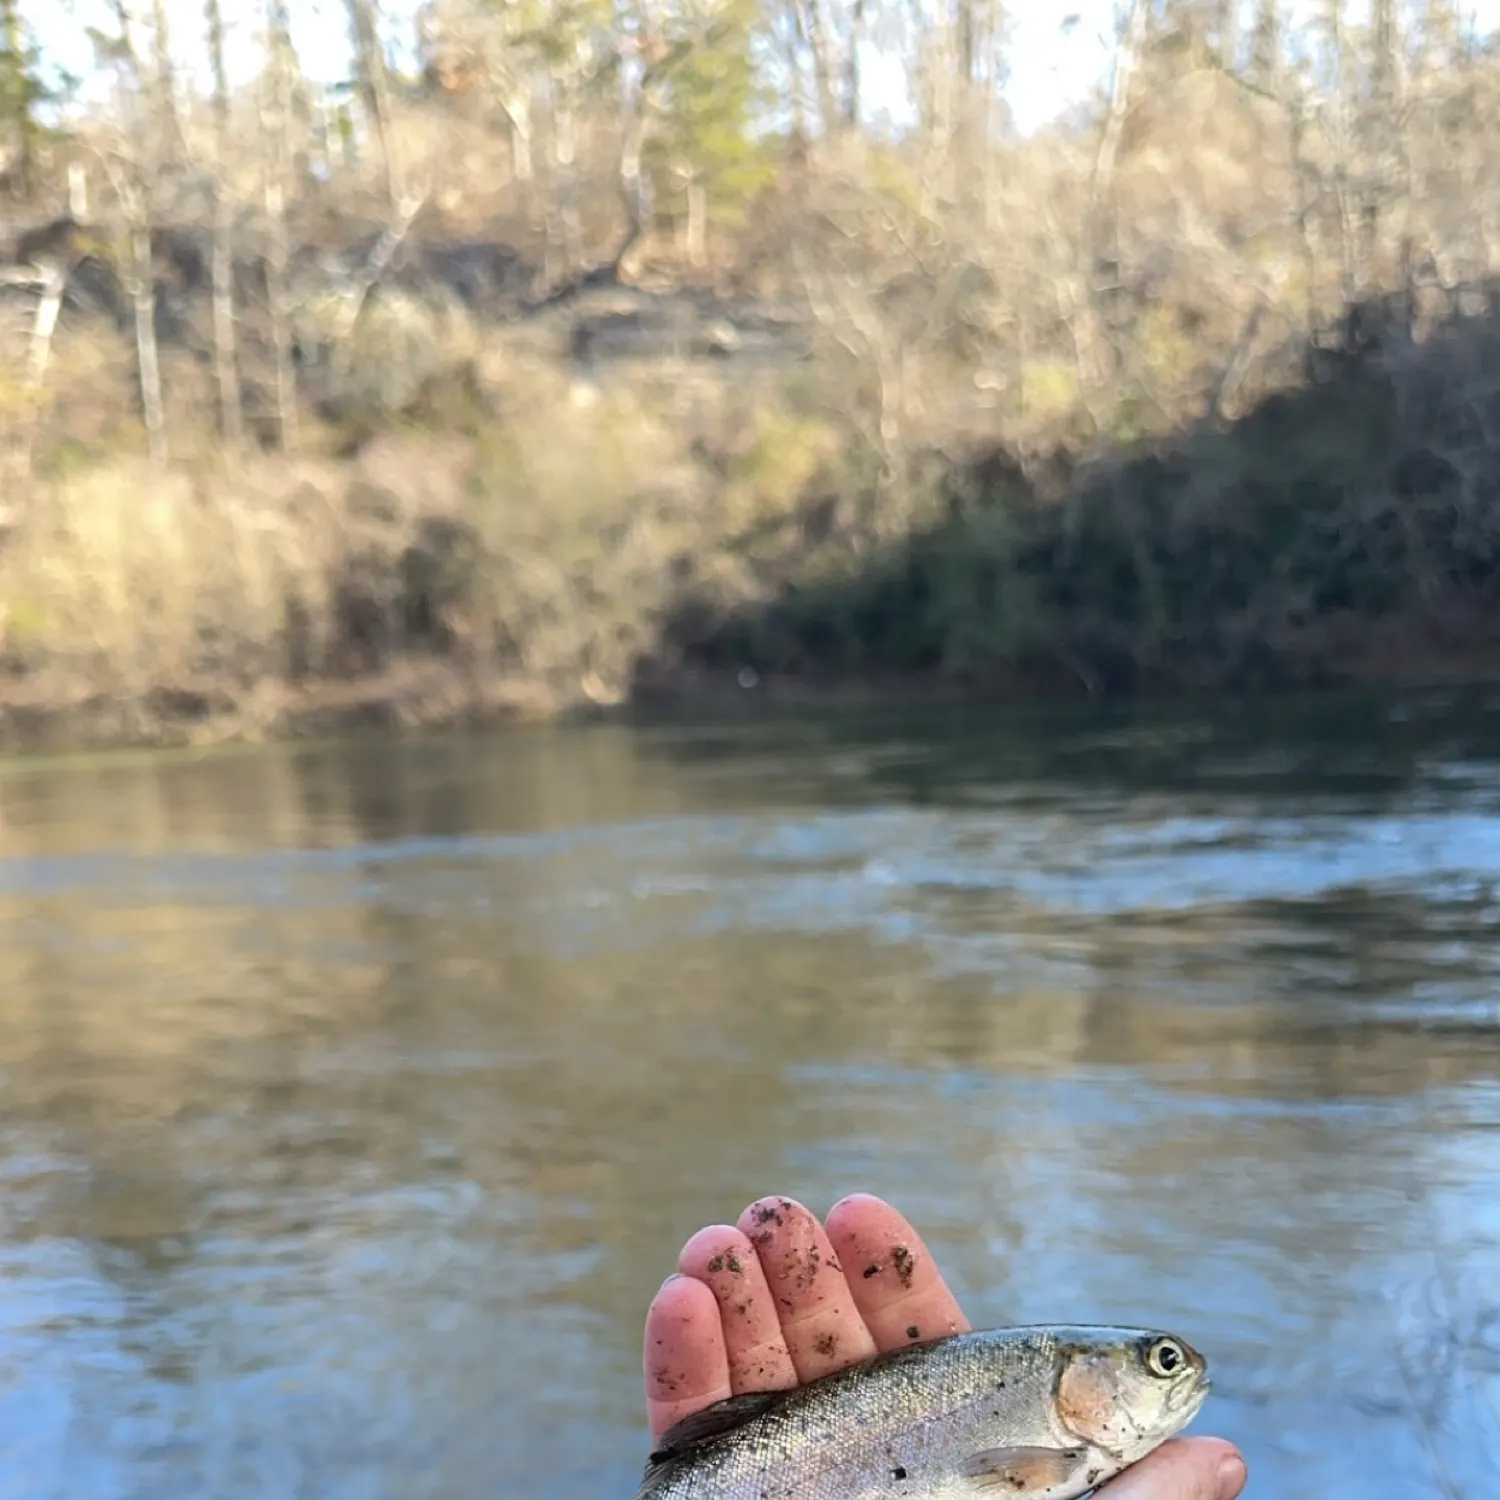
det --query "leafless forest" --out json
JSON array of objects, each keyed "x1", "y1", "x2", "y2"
[{"x1": 1, "y1": 0, "x2": 1499, "y2": 746}]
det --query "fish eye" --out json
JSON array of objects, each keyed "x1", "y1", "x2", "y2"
[{"x1": 1145, "y1": 1338, "x2": 1186, "y2": 1378}]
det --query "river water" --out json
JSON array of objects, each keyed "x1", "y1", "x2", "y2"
[{"x1": 1, "y1": 693, "x2": 1498, "y2": 1500}]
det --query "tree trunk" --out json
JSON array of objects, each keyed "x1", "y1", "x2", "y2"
[
  {"x1": 686, "y1": 176, "x2": 707, "y2": 268},
  {"x1": 1249, "y1": 0, "x2": 1281, "y2": 84},
  {"x1": 1080, "y1": 0, "x2": 1149, "y2": 388},
  {"x1": 1360, "y1": 0, "x2": 1402, "y2": 276},
  {"x1": 0, "y1": 260, "x2": 67, "y2": 472},
  {"x1": 264, "y1": 179, "x2": 299, "y2": 453},
  {"x1": 505, "y1": 88, "x2": 535, "y2": 183},
  {"x1": 267, "y1": 0, "x2": 313, "y2": 178},
  {"x1": 149, "y1": 0, "x2": 184, "y2": 159},
  {"x1": 952, "y1": 0, "x2": 997, "y2": 215},
  {"x1": 792, "y1": 0, "x2": 839, "y2": 140},
  {"x1": 104, "y1": 2, "x2": 169, "y2": 464},
  {"x1": 211, "y1": 192, "x2": 243, "y2": 447},
  {"x1": 842, "y1": 0, "x2": 866, "y2": 127},
  {"x1": 344, "y1": 0, "x2": 401, "y2": 203},
  {"x1": 614, "y1": 75, "x2": 651, "y2": 274},
  {"x1": 551, "y1": 83, "x2": 583, "y2": 270},
  {"x1": 205, "y1": 0, "x2": 245, "y2": 448},
  {"x1": 263, "y1": 0, "x2": 302, "y2": 451},
  {"x1": 128, "y1": 218, "x2": 168, "y2": 466}
]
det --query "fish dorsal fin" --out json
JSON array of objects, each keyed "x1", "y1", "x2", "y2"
[
  {"x1": 959, "y1": 1444, "x2": 1092, "y2": 1496},
  {"x1": 640, "y1": 1390, "x2": 788, "y2": 1486}
]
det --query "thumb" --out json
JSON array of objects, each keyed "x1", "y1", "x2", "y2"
[{"x1": 1097, "y1": 1437, "x2": 1248, "y2": 1500}]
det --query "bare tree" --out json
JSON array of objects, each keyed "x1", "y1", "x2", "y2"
[
  {"x1": 262, "y1": 0, "x2": 301, "y2": 451},
  {"x1": 148, "y1": 0, "x2": 184, "y2": 159},
  {"x1": 0, "y1": 250, "x2": 67, "y2": 474},
  {"x1": 344, "y1": 0, "x2": 402, "y2": 203},
  {"x1": 1079, "y1": 0, "x2": 1149, "y2": 389},
  {"x1": 792, "y1": 0, "x2": 840, "y2": 140},
  {"x1": 1248, "y1": 0, "x2": 1281, "y2": 84},
  {"x1": 95, "y1": 0, "x2": 169, "y2": 466},
  {"x1": 205, "y1": 0, "x2": 245, "y2": 447}
]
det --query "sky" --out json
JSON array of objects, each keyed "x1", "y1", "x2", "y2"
[{"x1": 26, "y1": 0, "x2": 1500, "y2": 140}]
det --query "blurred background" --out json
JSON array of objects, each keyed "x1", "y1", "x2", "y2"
[
  {"x1": 2, "y1": 1, "x2": 1500, "y2": 735},
  {"x1": 2, "y1": 3, "x2": 1500, "y2": 1499}
]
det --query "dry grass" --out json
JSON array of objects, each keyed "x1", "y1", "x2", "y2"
[
  {"x1": 0, "y1": 342, "x2": 855, "y2": 747},
  {"x1": 6, "y1": 275, "x2": 1500, "y2": 752}
]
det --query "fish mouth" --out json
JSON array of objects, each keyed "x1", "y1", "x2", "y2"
[{"x1": 1167, "y1": 1374, "x2": 1212, "y2": 1428}]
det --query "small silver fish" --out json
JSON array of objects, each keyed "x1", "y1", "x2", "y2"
[{"x1": 636, "y1": 1324, "x2": 1211, "y2": 1500}]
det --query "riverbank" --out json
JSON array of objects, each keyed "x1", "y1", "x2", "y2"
[
  {"x1": 12, "y1": 300, "x2": 1499, "y2": 757},
  {"x1": 6, "y1": 7, "x2": 1500, "y2": 760},
  {"x1": 6, "y1": 621, "x2": 1500, "y2": 758},
  {"x1": 7, "y1": 224, "x2": 1500, "y2": 762},
  {"x1": 5, "y1": 100, "x2": 1500, "y2": 760},
  {"x1": 5, "y1": 318, "x2": 1500, "y2": 759}
]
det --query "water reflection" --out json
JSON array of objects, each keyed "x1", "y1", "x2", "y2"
[{"x1": 1, "y1": 695, "x2": 1499, "y2": 1499}]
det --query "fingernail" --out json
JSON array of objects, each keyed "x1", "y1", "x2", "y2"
[
  {"x1": 659, "y1": 1272, "x2": 682, "y2": 1290},
  {"x1": 1215, "y1": 1453, "x2": 1247, "y2": 1499}
]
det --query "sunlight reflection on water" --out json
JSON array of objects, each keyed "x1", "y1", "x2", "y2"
[{"x1": 1, "y1": 695, "x2": 1498, "y2": 1499}]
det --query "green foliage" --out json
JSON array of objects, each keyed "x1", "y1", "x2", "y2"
[
  {"x1": 643, "y1": 0, "x2": 777, "y2": 219},
  {"x1": 662, "y1": 297, "x2": 1500, "y2": 698},
  {"x1": 0, "y1": 0, "x2": 59, "y2": 189},
  {"x1": 465, "y1": 0, "x2": 617, "y2": 85}
]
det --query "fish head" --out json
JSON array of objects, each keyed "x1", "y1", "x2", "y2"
[{"x1": 1052, "y1": 1328, "x2": 1212, "y2": 1466}]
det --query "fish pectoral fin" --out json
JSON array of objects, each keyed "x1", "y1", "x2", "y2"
[
  {"x1": 958, "y1": 1444, "x2": 1093, "y2": 1496},
  {"x1": 646, "y1": 1389, "x2": 787, "y2": 1469}
]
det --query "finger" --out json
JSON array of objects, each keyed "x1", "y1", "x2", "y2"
[
  {"x1": 736, "y1": 1196, "x2": 878, "y2": 1382},
  {"x1": 1096, "y1": 1438, "x2": 1247, "y2": 1500},
  {"x1": 678, "y1": 1225, "x2": 799, "y2": 1395},
  {"x1": 643, "y1": 1274, "x2": 732, "y2": 1442},
  {"x1": 825, "y1": 1193, "x2": 971, "y2": 1350}
]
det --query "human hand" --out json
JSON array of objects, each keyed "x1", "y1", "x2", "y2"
[{"x1": 642, "y1": 1193, "x2": 1247, "y2": 1500}]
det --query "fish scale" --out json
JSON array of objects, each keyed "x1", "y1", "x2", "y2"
[{"x1": 635, "y1": 1325, "x2": 1212, "y2": 1500}]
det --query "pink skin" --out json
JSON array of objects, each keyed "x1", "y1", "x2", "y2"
[{"x1": 643, "y1": 1193, "x2": 1248, "y2": 1500}]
